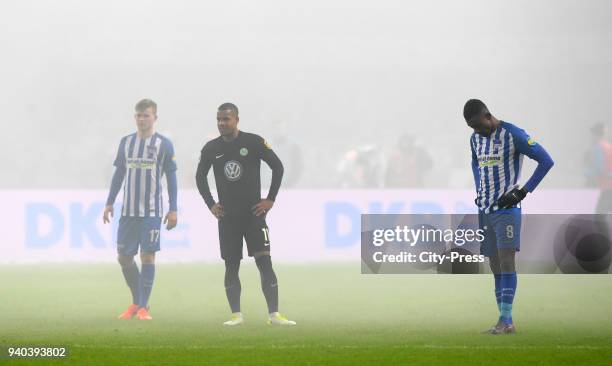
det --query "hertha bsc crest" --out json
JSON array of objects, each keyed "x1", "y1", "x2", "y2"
[{"x1": 224, "y1": 160, "x2": 243, "y2": 181}]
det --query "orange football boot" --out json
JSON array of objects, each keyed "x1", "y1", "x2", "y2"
[
  {"x1": 117, "y1": 304, "x2": 139, "y2": 319},
  {"x1": 136, "y1": 307, "x2": 152, "y2": 320}
]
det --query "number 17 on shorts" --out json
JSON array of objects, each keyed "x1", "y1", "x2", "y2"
[{"x1": 262, "y1": 227, "x2": 270, "y2": 246}]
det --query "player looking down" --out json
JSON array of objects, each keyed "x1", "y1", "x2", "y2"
[{"x1": 464, "y1": 99, "x2": 554, "y2": 334}]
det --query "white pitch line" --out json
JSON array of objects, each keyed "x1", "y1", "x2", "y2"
[{"x1": 70, "y1": 344, "x2": 612, "y2": 351}]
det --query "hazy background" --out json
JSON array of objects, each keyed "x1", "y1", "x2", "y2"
[{"x1": 2, "y1": 0, "x2": 611, "y2": 190}]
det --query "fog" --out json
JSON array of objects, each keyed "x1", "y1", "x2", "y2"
[{"x1": 2, "y1": 0, "x2": 611, "y2": 189}]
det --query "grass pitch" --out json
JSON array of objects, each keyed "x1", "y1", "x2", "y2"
[{"x1": 1, "y1": 263, "x2": 611, "y2": 365}]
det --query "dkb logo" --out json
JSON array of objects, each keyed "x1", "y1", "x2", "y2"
[{"x1": 224, "y1": 160, "x2": 242, "y2": 181}]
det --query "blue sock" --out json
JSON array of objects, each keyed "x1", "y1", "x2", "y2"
[
  {"x1": 120, "y1": 261, "x2": 140, "y2": 305},
  {"x1": 499, "y1": 272, "x2": 517, "y2": 325},
  {"x1": 494, "y1": 273, "x2": 502, "y2": 312},
  {"x1": 139, "y1": 263, "x2": 156, "y2": 309}
]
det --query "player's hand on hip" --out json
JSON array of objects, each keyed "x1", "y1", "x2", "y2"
[
  {"x1": 164, "y1": 211, "x2": 178, "y2": 230},
  {"x1": 252, "y1": 199, "x2": 274, "y2": 217},
  {"x1": 103, "y1": 205, "x2": 114, "y2": 224},
  {"x1": 497, "y1": 187, "x2": 528, "y2": 209},
  {"x1": 210, "y1": 203, "x2": 225, "y2": 219}
]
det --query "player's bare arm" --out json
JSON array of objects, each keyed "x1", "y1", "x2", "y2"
[
  {"x1": 252, "y1": 199, "x2": 274, "y2": 217},
  {"x1": 210, "y1": 203, "x2": 225, "y2": 219},
  {"x1": 164, "y1": 211, "x2": 177, "y2": 230},
  {"x1": 103, "y1": 205, "x2": 114, "y2": 224}
]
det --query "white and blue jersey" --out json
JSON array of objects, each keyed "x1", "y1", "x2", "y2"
[
  {"x1": 106, "y1": 132, "x2": 178, "y2": 218},
  {"x1": 471, "y1": 121, "x2": 553, "y2": 214}
]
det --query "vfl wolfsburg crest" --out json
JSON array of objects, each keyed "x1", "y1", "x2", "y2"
[
  {"x1": 224, "y1": 160, "x2": 243, "y2": 181},
  {"x1": 240, "y1": 147, "x2": 249, "y2": 156}
]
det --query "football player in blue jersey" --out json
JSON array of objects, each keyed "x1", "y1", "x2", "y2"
[
  {"x1": 103, "y1": 99, "x2": 178, "y2": 320},
  {"x1": 464, "y1": 99, "x2": 554, "y2": 334}
]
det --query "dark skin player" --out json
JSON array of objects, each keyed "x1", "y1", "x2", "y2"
[
  {"x1": 210, "y1": 109, "x2": 274, "y2": 227},
  {"x1": 465, "y1": 109, "x2": 516, "y2": 287},
  {"x1": 466, "y1": 107, "x2": 518, "y2": 332},
  {"x1": 210, "y1": 109, "x2": 274, "y2": 258}
]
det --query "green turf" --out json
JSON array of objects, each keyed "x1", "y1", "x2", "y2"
[{"x1": 1, "y1": 264, "x2": 611, "y2": 365}]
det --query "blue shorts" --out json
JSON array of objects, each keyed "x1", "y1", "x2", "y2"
[
  {"x1": 479, "y1": 207, "x2": 521, "y2": 258},
  {"x1": 117, "y1": 216, "x2": 162, "y2": 256}
]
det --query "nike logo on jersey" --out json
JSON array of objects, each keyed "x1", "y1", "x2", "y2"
[{"x1": 216, "y1": 154, "x2": 224, "y2": 159}]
